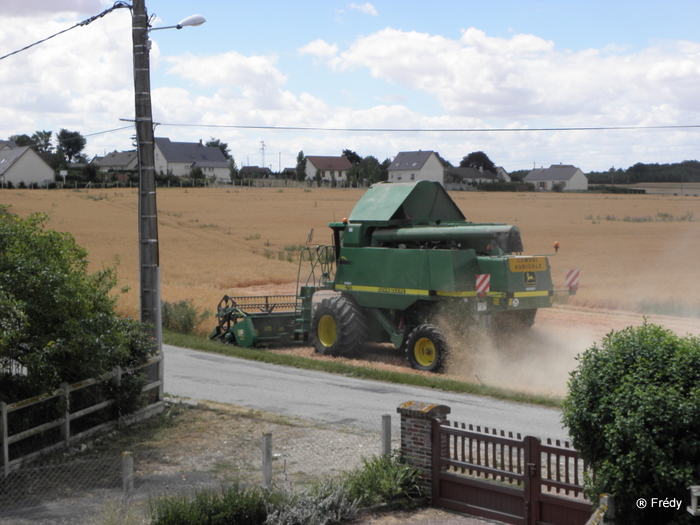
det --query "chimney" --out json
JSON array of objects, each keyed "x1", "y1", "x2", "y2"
[{"x1": 199, "y1": 139, "x2": 203, "y2": 146}]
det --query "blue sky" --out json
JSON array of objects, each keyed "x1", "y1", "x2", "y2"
[{"x1": 2, "y1": 0, "x2": 700, "y2": 172}]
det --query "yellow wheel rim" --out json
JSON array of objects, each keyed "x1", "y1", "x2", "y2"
[
  {"x1": 414, "y1": 337, "x2": 436, "y2": 367},
  {"x1": 317, "y1": 315, "x2": 337, "y2": 348}
]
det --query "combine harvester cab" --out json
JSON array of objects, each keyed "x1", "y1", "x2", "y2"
[{"x1": 212, "y1": 180, "x2": 574, "y2": 373}]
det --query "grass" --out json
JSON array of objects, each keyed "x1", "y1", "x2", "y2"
[{"x1": 162, "y1": 331, "x2": 563, "y2": 407}]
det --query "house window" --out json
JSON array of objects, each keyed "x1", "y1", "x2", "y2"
[{"x1": 411, "y1": 173, "x2": 415, "y2": 180}]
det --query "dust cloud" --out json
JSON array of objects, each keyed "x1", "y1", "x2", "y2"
[{"x1": 441, "y1": 322, "x2": 595, "y2": 398}]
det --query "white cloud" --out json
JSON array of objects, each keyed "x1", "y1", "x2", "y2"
[
  {"x1": 348, "y1": 3, "x2": 378, "y2": 16},
  {"x1": 298, "y1": 39, "x2": 339, "y2": 59},
  {"x1": 4, "y1": 0, "x2": 108, "y2": 17},
  {"x1": 314, "y1": 26, "x2": 700, "y2": 127}
]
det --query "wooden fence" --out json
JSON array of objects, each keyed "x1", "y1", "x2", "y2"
[
  {"x1": 433, "y1": 420, "x2": 592, "y2": 525},
  {"x1": 1, "y1": 354, "x2": 164, "y2": 477}
]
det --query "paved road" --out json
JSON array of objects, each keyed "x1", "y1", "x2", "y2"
[{"x1": 163, "y1": 344, "x2": 568, "y2": 440}]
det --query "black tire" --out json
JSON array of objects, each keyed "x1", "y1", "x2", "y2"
[
  {"x1": 311, "y1": 295, "x2": 368, "y2": 357},
  {"x1": 406, "y1": 324, "x2": 447, "y2": 372}
]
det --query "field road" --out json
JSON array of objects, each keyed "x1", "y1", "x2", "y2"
[{"x1": 163, "y1": 344, "x2": 568, "y2": 441}]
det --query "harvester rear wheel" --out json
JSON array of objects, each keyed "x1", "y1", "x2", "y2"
[
  {"x1": 311, "y1": 295, "x2": 368, "y2": 357},
  {"x1": 406, "y1": 324, "x2": 447, "y2": 372}
]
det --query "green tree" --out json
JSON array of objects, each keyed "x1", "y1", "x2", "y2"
[
  {"x1": 562, "y1": 322, "x2": 700, "y2": 525},
  {"x1": 57, "y1": 129, "x2": 86, "y2": 163},
  {"x1": 228, "y1": 156, "x2": 239, "y2": 182},
  {"x1": 460, "y1": 151, "x2": 496, "y2": 173},
  {"x1": 31, "y1": 130, "x2": 53, "y2": 154},
  {"x1": 0, "y1": 208, "x2": 157, "y2": 402},
  {"x1": 8, "y1": 134, "x2": 32, "y2": 147},
  {"x1": 296, "y1": 150, "x2": 308, "y2": 182},
  {"x1": 205, "y1": 137, "x2": 231, "y2": 159}
]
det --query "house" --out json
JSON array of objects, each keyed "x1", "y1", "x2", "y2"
[
  {"x1": 240, "y1": 166, "x2": 274, "y2": 178},
  {"x1": 305, "y1": 156, "x2": 352, "y2": 183},
  {"x1": 154, "y1": 137, "x2": 230, "y2": 181},
  {"x1": 525, "y1": 164, "x2": 588, "y2": 191},
  {"x1": 387, "y1": 151, "x2": 444, "y2": 184},
  {"x1": 445, "y1": 166, "x2": 498, "y2": 185},
  {"x1": 0, "y1": 146, "x2": 54, "y2": 187},
  {"x1": 0, "y1": 140, "x2": 17, "y2": 151},
  {"x1": 94, "y1": 150, "x2": 138, "y2": 172},
  {"x1": 93, "y1": 150, "x2": 138, "y2": 183}
]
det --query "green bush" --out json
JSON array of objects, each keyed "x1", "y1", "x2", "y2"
[
  {"x1": 149, "y1": 483, "x2": 268, "y2": 525},
  {"x1": 562, "y1": 322, "x2": 700, "y2": 524},
  {"x1": 343, "y1": 450, "x2": 424, "y2": 506},
  {"x1": 0, "y1": 208, "x2": 157, "y2": 403},
  {"x1": 265, "y1": 480, "x2": 359, "y2": 525},
  {"x1": 161, "y1": 299, "x2": 207, "y2": 335}
]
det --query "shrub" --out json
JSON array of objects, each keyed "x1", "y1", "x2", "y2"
[
  {"x1": 149, "y1": 483, "x2": 268, "y2": 525},
  {"x1": 343, "y1": 450, "x2": 424, "y2": 506},
  {"x1": 562, "y1": 322, "x2": 700, "y2": 524},
  {"x1": 161, "y1": 299, "x2": 207, "y2": 335},
  {"x1": 265, "y1": 480, "x2": 359, "y2": 525},
  {"x1": 0, "y1": 209, "x2": 157, "y2": 403}
]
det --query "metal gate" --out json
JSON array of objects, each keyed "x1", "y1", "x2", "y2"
[{"x1": 432, "y1": 419, "x2": 592, "y2": 525}]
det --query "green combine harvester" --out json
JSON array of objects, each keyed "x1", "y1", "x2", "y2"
[{"x1": 210, "y1": 180, "x2": 575, "y2": 372}]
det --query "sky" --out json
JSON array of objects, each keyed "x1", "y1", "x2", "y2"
[{"x1": 2, "y1": 0, "x2": 700, "y2": 173}]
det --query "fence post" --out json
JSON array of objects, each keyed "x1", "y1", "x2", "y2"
[
  {"x1": 262, "y1": 432, "x2": 272, "y2": 488},
  {"x1": 381, "y1": 414, "x2": 391, "y2": 456},
  {"x1": 60, "y1": 382, "x2": 70, "y2": 447},
  {"x1": 524, "y1": 435, "x2": 541, "y2": 524},
  {"x1": 1, "y1": 402, "x2": 7, "y2": 477},
  {"x1": 122, "y1": 451, "x2": 134, "y2": 505},
  {"x1": 397, "y1": 401, "x2": 451, "y2": 500}
]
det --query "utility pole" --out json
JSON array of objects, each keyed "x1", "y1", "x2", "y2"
[
  {"x1": 132, "y1": 0, "x2": 161, "y2": 346},
  {"x1": 260, "y1": 140, "x2": 266, "y2": 168}
]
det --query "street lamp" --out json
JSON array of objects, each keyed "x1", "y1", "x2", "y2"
[{"x1": 131, "y1": 0, "x2": 205, "y2": 349}]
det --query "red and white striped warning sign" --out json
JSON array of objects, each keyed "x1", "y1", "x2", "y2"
[
  {"x1": 565, "y1": 269, "x2": 580, "y2": 290},
  {"x1": 476, "y1": 274, "x2": 490, "y2": 295}
]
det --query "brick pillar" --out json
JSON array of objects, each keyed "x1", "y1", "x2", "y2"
[{"x1": 397, "y1": 400, "x2": 451, "y2": 498}]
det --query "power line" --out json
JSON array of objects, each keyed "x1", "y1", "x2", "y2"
[
  {"x1": 158, "y1": 122, "x2": 700, "y2": 133},
  {"x1": 0, "y1": 2, "x2": 131, "y2": 62}
]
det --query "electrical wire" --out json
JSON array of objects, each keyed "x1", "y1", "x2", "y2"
[
  {"x1": 157, "y1": 122, "x2": 700, "y2": 133},
  {"x1": 0, "y1": 2, "x2": 132, "y2": 62}
]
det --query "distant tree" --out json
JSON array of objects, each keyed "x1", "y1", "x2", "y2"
[
  {"x1": 189, "y1": 166, "x2": 205, "y2": 180},
  {"x1": 360, "y1": 155, "x2": 382, "y2": 184},
  {"x1": 8, "y1": 134, "x2": 32, "y2": 147},
  {"x1": 205, "y1": 137, "x2": 231, "y2": 159},
  {"x1": 508, "y1": 170, "x2": 529, "y2": 182},
  {"x1": 380, "y1": 158, "x2": 391, "y2": 182},
  {"x1": 460, "y1": 151, "x2": 496, "y2": 173},
  {"x1": 228, "y1": 156, "x2": 239, "y2": 182},
  {"x1": 31, "y1": 130, "x2": 53, "y2": 154},
  {"x1": 57, "y1": 129, "x2": 86, "y2": 163},
  {"x1": 296, "y1": 151, "x2": 308, "y2": 182},
  {"x1": 342, "y1": 149, "x2": 362, "y2": 165}
]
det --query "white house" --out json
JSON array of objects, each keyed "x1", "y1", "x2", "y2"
[
  {"x1": 154, "y1": 137, "x2": 230, "y2": 181},
  {"x1": 0, "y1": 146, "x2": 54, "y2": 187},
  {"x1": 305, "y1": 156, "x2": 352, "y2": 183},
  {"x1": 387, "y1": 151, "x2": 444, "y2": 184},
  {"x1": 525, "y1": 164, "x2": 588, "y2": 191}
]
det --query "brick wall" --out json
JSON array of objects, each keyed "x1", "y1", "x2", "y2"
[{"x1": 397, "y1": 400, "x2": 451, "y2": 498}]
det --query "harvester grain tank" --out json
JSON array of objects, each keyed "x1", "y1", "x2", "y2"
[{"x1": 210, "y1": 180, "x2": 574, "y2": 372}]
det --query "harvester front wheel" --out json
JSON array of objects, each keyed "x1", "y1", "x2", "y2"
[
  {"x1": 406, "y1": 324, "x2": 447, "y2": 372},
  {"x1": 311, "y1": 295, "x2": 368, "y2": 357}
]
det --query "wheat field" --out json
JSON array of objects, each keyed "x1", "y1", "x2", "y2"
[{"x1": 3, "y1": 186, "x2": 700, "y2": 333}]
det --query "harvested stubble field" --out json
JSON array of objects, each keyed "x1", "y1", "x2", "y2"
[{"x1": 3, "y1": 186, "x2": 700, "y2": 395}]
